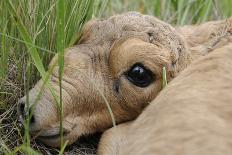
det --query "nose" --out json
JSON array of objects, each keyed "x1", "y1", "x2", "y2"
[{"x1": 17, "y1": 99, "x2": 35, "y2": 124}]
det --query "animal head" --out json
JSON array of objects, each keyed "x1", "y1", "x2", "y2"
[{"x1": 17, "y1": 12, "x2": 191, "y2": 147}]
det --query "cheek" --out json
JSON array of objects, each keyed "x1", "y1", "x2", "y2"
[{"x1": 34, "y1": 97, "x2": 59, "y2": 128}]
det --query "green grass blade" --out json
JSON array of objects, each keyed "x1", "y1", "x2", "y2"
[
  {"x1": 0, "y1": 24, "x2": 8, "y2": 79},
  {"x1": 56, "y1": 0, "x2": 65, "y2": 147},
  {"x1": 162, "y1": 67, "x2": 168, "y2": 88},
  {"x1": 58, "y1": 140, "x2": 69, "y2": 155},
  {"x1": 198, "y1": 0, "x2": 213, "y2": 23},
  {"x1": 5, "y1": 0, "x2": 46, "y2": 79},
  {"x1": 0, "y1": 33, "x2": 55, "y2": 54}
]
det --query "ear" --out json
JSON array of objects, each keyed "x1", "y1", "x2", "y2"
[{"x1": 77, "y1": 19, "x2": 98, "y2": 44}]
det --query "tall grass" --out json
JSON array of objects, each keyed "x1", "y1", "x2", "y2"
[
  {"x1": 0, "y1": 0, "x2": 102, "y2": 154},
  {"x1": 105, "y1": 0, "x2": 232, "y2": 24},
  {"x1": 0, "y1": 0, "x2": 232, "y2": 154},
  {"x1": 56, "y1": 0, "x2": 66, "y2": 150}
]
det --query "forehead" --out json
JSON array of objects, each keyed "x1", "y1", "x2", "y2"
[
  {"x1": 79, "y1": 12, "x2": 172, "y2": 45},
  {"x1": 79, "y1": 12, "x2": 185, "y2": 54},
  {"x1": 70, "y1": 12, "x2": 187, "y2": 73}
]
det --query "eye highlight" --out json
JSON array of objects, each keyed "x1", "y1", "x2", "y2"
[{"x1": 125, "y1": 63, "x2": 155, "y2": 87}]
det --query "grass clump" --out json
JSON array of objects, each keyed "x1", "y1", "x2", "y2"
[
  {"x1": 0, "y1": 0, "x2": 101, "y2": 154},
  {"x1": 0, "y1": 0, "x2": 232, "y2": 154}
]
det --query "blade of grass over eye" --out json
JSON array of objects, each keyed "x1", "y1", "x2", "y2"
[
  {"x1": 56, "y1": 0, "x2": 66, "y2": 148},
  {"x1": 162, "y1": 67, "x2": 167, "y2": 89}
]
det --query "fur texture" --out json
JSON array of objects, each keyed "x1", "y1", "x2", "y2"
[
  {"x1": 17, "y1": 13, "x2": 232, "y2": 150},
  {"x1": 98, "y1": 43, "x2": 232, "y2": 155}
]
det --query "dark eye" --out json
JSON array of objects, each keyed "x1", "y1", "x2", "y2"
[{"x1": 125, "y1": 63, "x2": 155, "y2": 87}]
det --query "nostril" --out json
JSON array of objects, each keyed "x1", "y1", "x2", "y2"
[
  {"x1": 19, "y1": 102, "x2": 25, "y2": 114},
  {"x1": 18, "y1": 99, "x2": 25, "y2": 116},
  {"x1": 18, "y1": 100, "x2": 36, "y2": 125},
  {"x1": 29, "y1": 107, "x2": 35, "y2": 124},
  {"x1": 30, "y1": 115, "x2": 35, "y2": 124}
]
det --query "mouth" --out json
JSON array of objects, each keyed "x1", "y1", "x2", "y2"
[
  {"x1": 37, "y1": 130, "x2": 69, "y2": 140},
  {"x1": 32, "y1": 128, "x2": 70, "y2": 140}
]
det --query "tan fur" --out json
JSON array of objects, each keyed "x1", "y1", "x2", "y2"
[
  {"x1": 17, "y1": 12, "x2": 232, "y2": 149},
  {"x1": 177, "y1": 17, "x2": 232, "y2": 59},
  {"x1": 98, "y1": 43, "x2": 232, "y2": 155}
]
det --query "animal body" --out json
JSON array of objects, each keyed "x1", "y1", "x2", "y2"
[
  {"x1": 98, "y1": 43, "x2": 232, "y2": 155},
  {"x1": 17, "y1": 12, "x2": 232, "y2": 154}
]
